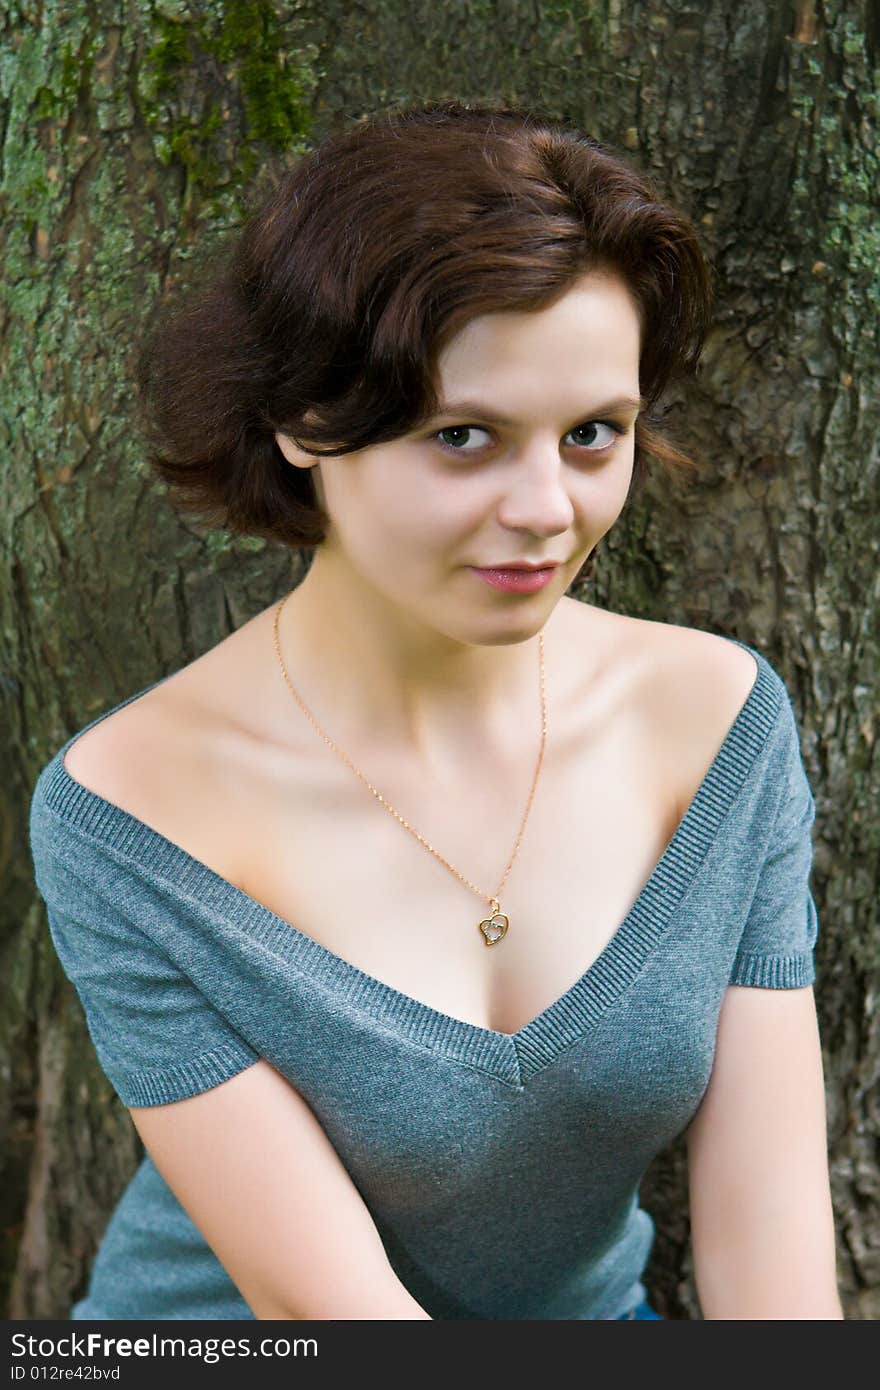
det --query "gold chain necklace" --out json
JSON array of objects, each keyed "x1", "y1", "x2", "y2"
[{"x1": 272, "y1": 590, "x2": 548, "y2": 947}]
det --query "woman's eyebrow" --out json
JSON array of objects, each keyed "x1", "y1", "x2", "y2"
[{"x1": 432, "y1": 395, "x2": 646, "y2": 422}]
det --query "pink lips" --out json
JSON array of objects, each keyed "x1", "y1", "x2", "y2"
[{"x1": 470, "y1": 566, "x2": 558, "y2": 592}]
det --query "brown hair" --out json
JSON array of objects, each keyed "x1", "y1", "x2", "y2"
[{"x1": 134, "y1": 98, "x2": 714, "y2": 552}]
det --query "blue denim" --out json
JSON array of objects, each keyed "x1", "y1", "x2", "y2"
[
  {"x1": 29, "y1": 637, "x2": 819, "y2": 1320},
  {"x1": 618, "y1": 1300, "x2": 663, "y2": 1320}
]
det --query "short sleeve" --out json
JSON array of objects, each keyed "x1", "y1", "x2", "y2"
[
  {"x1": 32, "y1": 832, "x2": 261, "y2": 1108},
  {"x1": 728, "y1": 693, "x2": 820, "y2": 989}
]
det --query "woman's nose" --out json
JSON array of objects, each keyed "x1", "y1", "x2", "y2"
[{"x1": 494, "y1": 448, "x2": 576, "y2": 534}]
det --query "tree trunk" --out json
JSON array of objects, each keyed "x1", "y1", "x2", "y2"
[{"x1": 2, "y1": 0, "x2": 877, "y2": 1320}]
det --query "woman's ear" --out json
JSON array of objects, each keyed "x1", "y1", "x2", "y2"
[
  {"x1": 274, "y1": 430, "x2": 314, "y2": 468},
  {"x1": 275, "y1": 431, "x2": 327, "y2": 509}
]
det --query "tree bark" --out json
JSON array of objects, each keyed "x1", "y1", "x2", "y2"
[{"x1": 2, "y1": 0, "x2": 877, "y2": 1320}]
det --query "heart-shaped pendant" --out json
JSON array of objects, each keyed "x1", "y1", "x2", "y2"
[{"x1": 478, "y1": 912, "x2": 509, "y2": 946}]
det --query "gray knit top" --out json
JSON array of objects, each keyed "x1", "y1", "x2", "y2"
[{"x1": 28, "y1": 635, "x2": 819, "y2": 1320}]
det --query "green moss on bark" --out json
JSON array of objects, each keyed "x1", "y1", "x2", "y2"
[{"x1": 138, "y1": 0, "x2": 316, "y2": 205}]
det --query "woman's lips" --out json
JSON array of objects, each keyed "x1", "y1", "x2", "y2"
[{"x1": 469, "y1": 566, "x2": 558, "y2": 592}]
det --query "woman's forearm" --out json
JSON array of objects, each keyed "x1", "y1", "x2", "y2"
[{"x1": 695, "y1": 1250, "x2": 844, "y2": 1319}]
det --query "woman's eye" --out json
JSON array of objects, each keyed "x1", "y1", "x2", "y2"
[
  {"x1": 434, "y1": 425, "x2": 493, "y2": 453},
  {"x1": 567, "y1": 421, "x2": 626, "y2": 450},
  {"x1": 432, "y1": 421, "x2": 626, "y2": 457}
]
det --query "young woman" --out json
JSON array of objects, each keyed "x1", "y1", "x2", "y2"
[{"x1": 29, "y1": 100, "x2": 842, "y2": 1321}]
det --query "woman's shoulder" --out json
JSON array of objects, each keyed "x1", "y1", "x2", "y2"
[
  {"x1": 574, "y1": 605, "x2": 779, "y2": 824},
  {"x1": 572, "y1": 601, "x2": 764, "y2": 733},
  {"x1": 33, "y1": 610, "x2": 278, "y2": 888},
  {"x1": 639, "y1": 615, "x2": 762, "y2": 720},
  {"x1": 61, "y1": 601, "x2": 275, "y2": 765}
]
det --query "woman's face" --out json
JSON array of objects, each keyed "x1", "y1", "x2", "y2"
[{"x1": 277, "y1": 268, "x2": 643, "y2": 647}]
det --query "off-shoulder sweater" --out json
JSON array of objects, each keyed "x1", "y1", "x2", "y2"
[{"x1": 27, "y1": 635, "x2": 820, "y2": 1320}]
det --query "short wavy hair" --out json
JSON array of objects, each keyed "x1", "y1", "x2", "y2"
[{"x1": 134, "y1": 98, "x2": 714, "y2": 552}]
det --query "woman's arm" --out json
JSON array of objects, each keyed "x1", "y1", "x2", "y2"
[
  {"x1": 685, "y1": 983, "x2": 844, "y2": 1319},
  {"x1": 129, "y1": 1058, "x2": 432, "y2": 1319}
]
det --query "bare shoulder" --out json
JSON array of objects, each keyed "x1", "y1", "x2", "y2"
[
  {"x1": 567, "y1": 601, "x2": 759, "y2": 712},
  {"x1": 578, "y1": 607, "x2": 761, "y2": 819},
  {"x1": 63, "y1": 677, "x2": 193, "y2": 805},
  {"x1": 645, "y1": 619, "x2": 759, "y2": 813},
  {"x1": 643, "y1": 617, "x2": 758, "y2": 705},
  {"x1": 61, "y1": 674, "x2": 216, "y2": 832},
  {"x1": 62, "y1": 602, "x2": 275, "y2": 796},
  {"x1": 60, "y1": 631, "x2": 262, "y2": 881},
  {"x1": 628, "y1": 616, "x2": 759, "y2": 738}
]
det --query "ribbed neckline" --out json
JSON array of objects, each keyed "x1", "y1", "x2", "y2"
[{"x1": 36, "y1": 636, "x2": 783, "y2": 1087}]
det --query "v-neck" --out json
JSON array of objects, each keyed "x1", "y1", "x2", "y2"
[{"x1": 36, "y1": 635, "x2": 783, "y2": 1085}]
